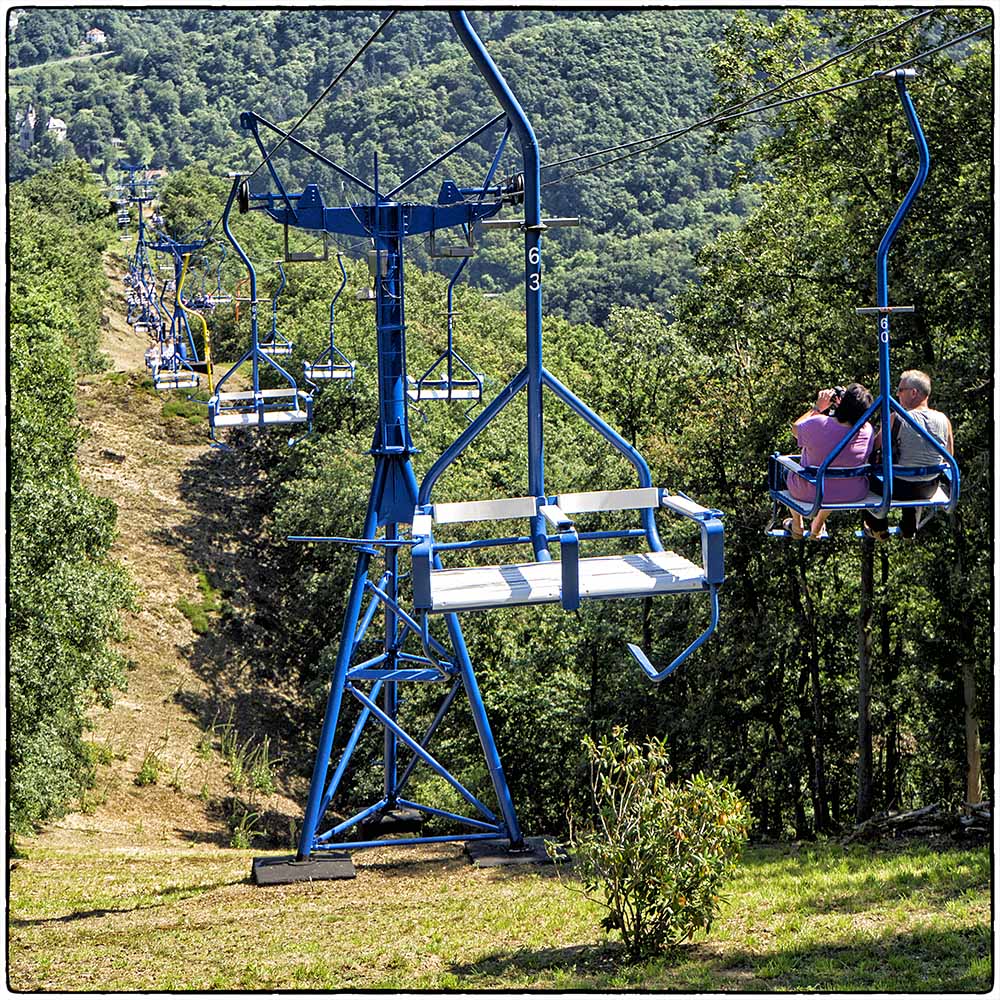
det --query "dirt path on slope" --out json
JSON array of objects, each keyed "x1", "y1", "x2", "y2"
[{"x1": 31, "y1": 254, "x2": 299, "y2": 851}]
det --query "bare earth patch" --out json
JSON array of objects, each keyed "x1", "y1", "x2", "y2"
[{"x1": 38, "y1": 255, "x2": 298, "y2": 849}]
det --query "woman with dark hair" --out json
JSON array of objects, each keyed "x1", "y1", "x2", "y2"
[{"x1": 784, "y1": 382, "x2": 875, "y2": 539}]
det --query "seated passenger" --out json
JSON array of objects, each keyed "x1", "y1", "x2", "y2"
[
  {"x1": 784, "y1": 382, "x2": 875, "y2": 539},
  {"x1": 862, "y1": 369, "x2": 954, "y2": 540}
]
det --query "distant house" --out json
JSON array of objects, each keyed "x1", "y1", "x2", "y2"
[
  {"x1": 145, "y1": 167, "x2": 168, "y2": 181},
  {"x1": 111, "y1": 136, "x2": 125, "y2": 148},
  {"x1": 18, "y1": 105, "x2": 37, "y2": 150},
  {"x1": 85, "y1": 27, "x2": 107, "y2": 45},
  {"x1": 47, "y1": 116, "x2": 68, "y2": 142}
]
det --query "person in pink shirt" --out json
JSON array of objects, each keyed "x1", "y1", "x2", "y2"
[{"x1": 784, "y1": 383, "x2": 875, "y2": 539}]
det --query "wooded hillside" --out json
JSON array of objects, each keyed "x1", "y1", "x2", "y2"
[
  {"x1": 6, "y1": 8, "x2": 992, "y2": 842},
  {"x1": 8, "y1": 8, "x2": 760, "y2": 323}
]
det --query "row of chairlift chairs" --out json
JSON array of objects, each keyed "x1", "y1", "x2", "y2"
[
  {"x1": 121, "y1": 65, "x2": 959, "y2": 544},
  {"x1": 119, "y1": 192, "x2": 487, "y2": 448}
]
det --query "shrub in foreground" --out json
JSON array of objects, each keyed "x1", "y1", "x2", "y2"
[{"x1": 569, "y1": 728, "x2": 750, "y2": 959}]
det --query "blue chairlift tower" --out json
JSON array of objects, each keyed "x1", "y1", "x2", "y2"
[{"x1": 247, "y1": 10, "x2": 725, "y2": 886}]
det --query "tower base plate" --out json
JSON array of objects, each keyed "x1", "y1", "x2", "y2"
[
  {"x1": 465, "y1": 836, "x2": 566, "y2": 867},
  {"x1": 252, "y1": 853, "x2": 356, "y2": 885}
]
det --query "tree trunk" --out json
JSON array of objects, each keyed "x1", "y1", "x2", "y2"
[
  {"x1": 857, "y1": 535, "x2": 875, "y2": 823},
  {"x1": 954, "y1": 514, "x2": 983, "y2": 806},
  {"x1": 879, "y1": 548, "x2": 900, "y2": 811},
  {"x1": 791, "y1": 563, "x2": 823, "y2": 835},
  {"x1": 810, "y1": 654, "x2": 830, "y2": 831}
]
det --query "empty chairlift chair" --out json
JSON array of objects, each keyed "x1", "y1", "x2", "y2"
[
  {"x1": 208, "y1": 178, "x2": 312, "y2": 442},
  {"x1": 406, "y1": 256, "x2": 483, "y2": 403},
  {"x1": 304, "y1": 254, "x2": 355, "y2": 384}
]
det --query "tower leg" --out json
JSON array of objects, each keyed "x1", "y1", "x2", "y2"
[
  {"x1": 442, "y1": 606, "x2": 524, "y2": 848},
  {"x1": 295, "y1": 463, "x2": 386, "y2": 861},
  {"x1": 295, "y1": 546, "x2": 373, "y2": 861},
  {"x1": 383, "y1": 523, "x2": 399, "y2": 808}
]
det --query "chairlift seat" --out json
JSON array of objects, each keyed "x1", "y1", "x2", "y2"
[
  {"x1": 406, "y1": 375, "x2": 482, "y2": 401},
  {"x1": 259, "y1": 341, "x2": 294, "y2": 357},
  {"x1": 769, "y1": 454, "x2": 952, "y2": 515},
  {"x1": 423, "y1": 550, "x2": 706, "y2": 614},
  {"x1": 154, "y1": 371, "x2": 200, "y2": 391},
  {"x1": 412, "y1": 487, "x2": 723, "y2": 615},
  {"x1": 305, "y1": 362, "x2": 355, "y2": 381},
  {"x1": 209, "y1": 387, "x2": 312, "y2": 429}
]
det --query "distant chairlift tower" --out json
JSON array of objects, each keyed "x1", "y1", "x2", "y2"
[{"x1": 245, "y1": 10, "x2": 725, "y2": 885}]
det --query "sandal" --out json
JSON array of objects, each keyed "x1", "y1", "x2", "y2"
[
  {"x1": 862, "y1": 523, "x2": 890, "y2": 541},
  {"x1": 782, "y1": 517, "x2": 804, "y2": 540},
  {"x1": 808, "y1": 527, "x2": 829, "y2": 541}
]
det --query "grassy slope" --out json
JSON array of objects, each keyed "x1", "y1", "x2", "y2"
[
  {"x1": 8, "y1": 841, "x2": 990, "y2": 991},
  {"x1": 6, "y1": 255, "x2": 991, "y2": 993}
]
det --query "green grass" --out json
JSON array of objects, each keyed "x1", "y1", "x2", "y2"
[
  {"x1": 161, "y1": 391, "x2": 211, "y2": 426},
  {"x1": 176, "y1": 571, "x2": 222, "y2": 634},
  {"x1": 7, "y1": 841, "x2": 990, "y2": 991}
]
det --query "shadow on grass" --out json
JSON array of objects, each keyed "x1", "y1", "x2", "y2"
[
  {"x1": 740, "y1": 842, "x2": 991, "y2": 913},
  {"x1": 448, "y1": 940, "x2": 629, "y2": 983},
  {"x1": 445, "y1": 925, "x2": 990, "y2": 991},
  {"x1": 702, "y1": 925, "x2": 991, "y2": 992},
  {"x1": 10, "y1": 878, "x2": 245, "y2": 927},
  {"x1": 354, "y1": 853, "x2": 472, "y2": 878}
]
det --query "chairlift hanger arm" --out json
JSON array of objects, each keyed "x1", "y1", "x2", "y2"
[{"x1": 241, "y1": 109, "x2": 375, "y2": 197}]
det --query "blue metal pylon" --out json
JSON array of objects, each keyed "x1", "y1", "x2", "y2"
[
  {"x1": 247, "y1": 11, "x2": 724, "y2": 885},
  {"x1": 237, "y1": 13, "x2": 530, "y2": 875}
]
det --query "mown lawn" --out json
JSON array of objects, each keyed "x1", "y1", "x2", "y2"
[{"x1": 7, "y1": 839, "x2": 991, "y2": 991}]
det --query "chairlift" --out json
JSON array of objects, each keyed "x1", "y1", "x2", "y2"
[
  {"x1": 767, "y1": 69, "x2": 960, "y2": 540},
  {"x1": 406, "y1": 256, "x2": 484, "y2": 404},
  {"x1": 304, "y1": 254, "x2": 355, "y2": 384},
  {"x1": 208, "y1": 177, "x2": 312, "y2": 444}
]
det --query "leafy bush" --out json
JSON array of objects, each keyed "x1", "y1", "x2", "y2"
[
  {"x1": 8, "y1": 163, "x2": 134, "y2": 839},
  {"x1": 569, "y1": 728, "x2": 750, "y2": 959},
  {"x1": 134, "y1": 750, "x2": 162, "y2": 786}
]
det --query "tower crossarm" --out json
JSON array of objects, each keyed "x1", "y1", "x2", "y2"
[{"x1": 248, "y1": 183, "x2": 504, "y2": 239}]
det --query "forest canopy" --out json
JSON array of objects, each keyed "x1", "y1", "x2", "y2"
[{"x1": 6, "y1": 7, "x2": 992, "y2": 839}]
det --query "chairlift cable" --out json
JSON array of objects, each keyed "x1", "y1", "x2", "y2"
[
  {"x1": 541, "y1": 22, "x2": 991, "y2": 190},
  {"x1": 247, "y1": 11, "x2": 398, "y2": 182},
  {"x1": 541, "y1": 7, "x2": 937, "y2": 174}
]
